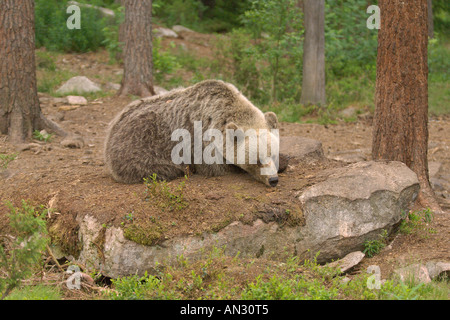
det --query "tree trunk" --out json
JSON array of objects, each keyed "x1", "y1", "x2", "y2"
[
  {"x1": 300, "y1": 0, "x2": 326, "y2": 107},
  {"x1": 427, "y1": 0, "x2": 434, "y2": 38},
  {"x1": 0, "y1": 0, "x2": 67, "y2": 143},
  {"x1": 118, "y1": 0, "x2": 155, "y2": 97},
  {"x1": 372, "y1": 0, "x2": 441, "y2": 212}
]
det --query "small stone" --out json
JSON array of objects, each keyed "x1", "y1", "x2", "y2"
[
  {"x1": 327, "y1": 251, "x2": 365, "y2": 273},
  {"x1": 341, "y1": 277, "x2": 351, "y2": 283},
  {"x1": 61, "y1": 135, "x2": 85, "y2": 149},
  {"x1": 67, "y1": 95, "x2": 88, "y2": 105}
]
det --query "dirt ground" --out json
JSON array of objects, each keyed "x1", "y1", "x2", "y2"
[{"x1": 0, "y1": 30, "x2": 449, "y2": 282}]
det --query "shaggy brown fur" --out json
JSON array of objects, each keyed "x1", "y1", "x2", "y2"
[{"x1": 104, "y1": 80, "x2": 279, "y2": 186}]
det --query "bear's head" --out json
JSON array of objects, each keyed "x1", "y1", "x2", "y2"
[{"x1": 224, "y1": 112, "x2": 280, "y2": 187}]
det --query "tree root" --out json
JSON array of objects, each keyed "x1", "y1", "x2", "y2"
[
  {"x1": 415, "y1": 184, "x2": 444, "y2": 214},
  {"x1": 39, "y1": 113, "x2": 84, "y2": 149}
]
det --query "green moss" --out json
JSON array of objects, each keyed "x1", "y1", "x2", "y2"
[{"x1": 123, "y1": 221, "x2": 166, "y2": 246}]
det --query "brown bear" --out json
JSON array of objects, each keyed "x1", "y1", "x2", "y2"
[{"x1": 104, "y1": 80, "x2": 280, "y2": 187}]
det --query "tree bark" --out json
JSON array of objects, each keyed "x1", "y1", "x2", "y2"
[
  {"x1": 0, "y1": 0, "x2": 67, "y2": 143},
  {"x1": 118, "y1": 0, "x2": 155, "y2": 97},
  {"x1": 300, "y1": 0, "x2": 326, "y2": 107},
  {"x1": 372, "y1": 0, "x2": 441, "y2": 212}
]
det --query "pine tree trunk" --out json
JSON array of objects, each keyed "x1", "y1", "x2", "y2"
[
  {"x1": 0, "y1": 0, "x2": 42, "y2": 143},
  {"x1": 300, "y1": 0, "x2": 326, "y2": 107},
  {"x1": 372, "y1": 0, "x2": 441, "y2": 212},
  {"x1": 0, "y1": 0, "x2": 67, "y2": 143},
  {"x1": 118, "y1": 0, "x2": 155, "y2": 97}
]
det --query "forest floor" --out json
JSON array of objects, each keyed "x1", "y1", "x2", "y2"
[{"x1": 0, "y1": 29, "x2": 449, "y2": 299}]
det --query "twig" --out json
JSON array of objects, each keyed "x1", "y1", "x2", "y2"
[{"x1": 46, "y1": 244, "x2": 64, "y2": 272}]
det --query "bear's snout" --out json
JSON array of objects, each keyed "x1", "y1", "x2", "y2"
[{"x1": 268, "y1": 177, "x2": 278, "y2": 187}]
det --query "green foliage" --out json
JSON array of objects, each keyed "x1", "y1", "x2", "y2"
[
  {"x1": 153, "y1": 39, "x2": 181, "y2": 83},
  {"x1": 33, "y1": 130, "x2": 54, "y2": 143},
  {"x1": 109, "y1": 272, "x2": 179, "y2": 300},
  {"x1": 0, "y1": 153, "x2": 17, "y2": 170},
  {"x1": 433, "y1": 0, "x2": 450, "y2": 35},
  {"x1": 153, "y1": 0, "x2": 252, "y2": 33},
  {"x1": 35, "y1": 51, "x2": 57, "y2": 71},
  {"x1": 428, "y1": 36, "x2": 450, "y2": 116},
  {"x1": 242, "y1": 0, "x2": 303, "y2": 103},
  {"x1": 101, "y1": 6, "x2": 125, "y2": 63},
  {"x1": 36, "y1": 57, "x2": 77, "y2": 95},
  {"x1": 399, "y1": 208, "x2": 436, "y2": 237},
  {"x1": 103, "y1": 246, "x2": 449, "y2": 301},
  {"x1": 144, "y1": 174, "x2": 188, "y2": 211},
  {"x1": 363, "y1": 240, "x2": 385, "y2": 258},
  {"x1": 35, "y1": 0, "x2": 110, "y2": 52},
  {"x1": 212, "y1": 0, "x2": 303, "y2": 105},
  {"x1": 363, "y1": 229, "x2": 388, "y2": 258},
  {"x1": 4, "y1": 285, "x2": 61, "y2": 300},
  {"x1": 153, "y1": 0, "x2": 206, "y2": 30},
  {"x1": 325, "y1": 0, "x2": 378, "y2": 78},
  {"x1": 212, "y1": 29, "x2": 263, "y2": 101},
  {"x1": 0, "y1": 201, "x2": 49, "y2": 300},
  {"x1": 201, "y1": 0, "x2": 252, "y2": 32},
  {"x1": 429, "y1": 37, "x2": 450, "y2": 81},
  {"x1": 241, "y1": 274, "x2": 338, "y2": 300}
]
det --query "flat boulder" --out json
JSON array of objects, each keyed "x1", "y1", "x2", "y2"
[{"x1": 298, "y1": 161, "x2": 419, "y2": 262}]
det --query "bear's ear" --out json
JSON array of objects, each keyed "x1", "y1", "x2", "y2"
[
  {"x1": 225, "y1": 122, "x2": 238, "y2": 131},
  {"x1": 265, "y1": 112, "x2": 278, "y2": 129}
]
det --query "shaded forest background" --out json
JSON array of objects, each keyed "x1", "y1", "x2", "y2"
[{"x1": 34, "y1": 0, "x2": 449, "y2": 123}]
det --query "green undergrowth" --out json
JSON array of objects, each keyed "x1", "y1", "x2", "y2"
[{"x1": 106, "y1": 248, "x2": 450, "y2": 300}]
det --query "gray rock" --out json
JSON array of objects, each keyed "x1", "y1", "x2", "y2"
[
  {"x1": 172, "y1": 25, "x2": 195, "y2": 33},
  {"x1": 338, "y1": 106, "x2": 358, "y2": 118},
  {"x1": 56, "y1": 76, "x2": 101, "y2": 95},
  {"x1": 327, "y1": 251, "x2": 365, "y2": 273},
  {"x1": 105, "y1": 82, "x2": 121, "y2": 91},
  {"x1": 67, "y1": 95, "x2": 88, "y2": 105},
  {"x1": 298, "y1": 161, "x2": 419, "y2": 262},
  {"x1": 154, "y1": 27, "x2": 179, "y2": 39},
  {"x1": 425, "y1": 261, "x2": 450, "y2": 279},
  {"x1": 279, "y1": 136, "x2": 324, "y2": 165}
]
